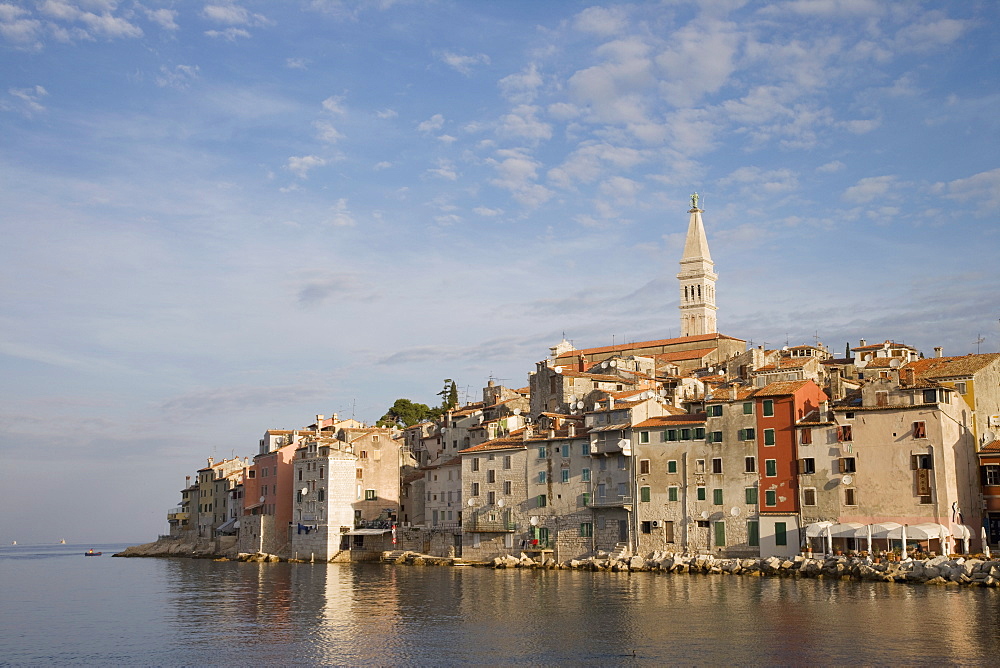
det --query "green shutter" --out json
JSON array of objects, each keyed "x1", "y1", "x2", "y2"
[
  {"x1": 668, "y1": 486, "x2": 678, "y2": 502},
  {"x1": 640, "y1": 486, "x2": 651, "y2": 502},
  {"x1": 748, "y1": 520, "x2": 759, "y2": 546},
  {"x1": 765, "y1": 429, "x2": 775, "y2": 446},
  {"x1": 775, "y1": 521, "x2": 787, "y2": 546},
  {"x1": 714, "y1": 521, "x2": 726, "y2": 547},
  {"x1": 697, "y1": 487, "x2": 706, "y2": 501},
  {"x1": 745, "y1": 487, "x2": 758, "y2": 504},
  {"x1": 713, "y1": 488, "x2": 723, "y2": 505},
  {"x1": 667, "y1": 460, "x2": 677, "y2": 473}
]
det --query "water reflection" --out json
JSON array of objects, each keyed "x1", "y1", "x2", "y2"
[{"x1": 154, "y1": 560, "x2": 1000, "y2": 666}]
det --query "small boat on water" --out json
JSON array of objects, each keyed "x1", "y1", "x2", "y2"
[
  {"x1": 59, "y1": 539, "x2": 66, "y2": 544},
  {"x1": 85, "y1": 550, "x2": 102, "y2": 556}
]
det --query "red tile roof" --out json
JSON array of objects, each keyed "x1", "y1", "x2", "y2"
[
  {"x1": 752, "y1": 380, "x2": 818, "y2": 397},
  {"x1": 555, "y1": 333, "x2": 745, "y2": 359},
  {"x1": 906, "y1": 354, "x2": 1000, "y2": 379},
  {"x1": 633, "y1": 413, "x2": 707, "y2": 428}
]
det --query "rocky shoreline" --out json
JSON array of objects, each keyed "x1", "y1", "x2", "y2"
[{"x1": 117, "y1": 537, "x2": 1000, "y2": 587}]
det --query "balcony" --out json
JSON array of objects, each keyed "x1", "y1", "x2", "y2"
[
  {"x1": 167, "y1": 507, "x2": 189, "y2": 521},
  {"x1": 589, "y1": 429, "x2": 631, "y2": 455},
  {"x1": 588, "y1": 495, "x2": 633, "y2": 509},
  {"x1": 465, "y1": 518, "x2": 517, "y2": 533}
]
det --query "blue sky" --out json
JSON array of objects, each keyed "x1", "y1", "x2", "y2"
[{"x1": 2, "y1": 0, "x2": 998, "y2": 543}]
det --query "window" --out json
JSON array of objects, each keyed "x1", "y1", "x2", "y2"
[
  {"x1": 639, "y1": 431, "x2": 650, "y2": 444},
  {"x1": 765, "y1": 459, "x2": 777, "y2": 477},
  {"x1": 487, "y1": 470, "x2": 496, "y2": 483},
  {"x1": 582, "y1": 493, "x2": 590, "y2": 507},
  {"x1": 503, "y1": 455, "x2": 511, "y2": 470},
  {"x1": 618, "y1": 455, "x2": 627, "y2": 470},
  {"x1": 745, "y1": 487, "x2": 758, "y2": 505},
  {"x1": 913, "y1": 421, "x2": 927, "y2": 439},
  {"x1": 764, "y1": 429, "x2": 775, "y2": 446},
  {"x1": 640, "y1": 486, "x2": 651, "y2": 502},
  {"x1": 800, "y1": 428, "x2": 812, "y2": 445},
  {"x1": 667, "y1": 460, "x2": 678, "y2": 474},
  {"x1": 298, "y1": 470, "x2": 303, "y2": 481},
  {"x1": 713, "y1": 488, "x2": 723, "y2": 505},
  {"x1": 764, "y1": 490, "x2": 776, "y2": 507},
  {"x1": 581, "y1": 468, "x2": 591, "y2": 482},
  {"x1": 668, "y1": 486, "x2": 679, "y2": 502},
  {"x1": 617, "y1": 482, "x2": 628, "y2": 498},
  {"x1": 538, "y1": 471, "x2": 546, "y2": 484},
  {"x1": 360, "y1": 450, "x2": 368, "y2": 459},
  {"x1": 471, "y1": 458, "x2": 480, "y2": 472},
  {"x1": 472, "y1": 482, "x2": 480, "y2": 496},
  {"x1": 697, "y1": 486, "x2": 706, "y2": 501},
  {"x1": 561, "y1": 468, "x2": 570, "y2": 483},
  {"x1": 983, "y1": 465, "x2": 1000, "y2": 486},
  {"x1": 745, "y1": 456, "x2": 756, "y2": 473},
  {"x1": 538, "y1": 446, "x2": 547, "y2": 459},
  {"x1": 739, "y1": 428, "x2": 756, "y2": 441},
  {"x1": 666, "y1": 429, "x2": 678, "y2": 442},
  {"x1": 747, "y1": 520, "x2": 759, "y2": 547},
  {"x1": 955, "y1": 381, "x2": 967, "y2": 394},
  {"x1": 364, "y1": 489, "x2": 377, "y2": 501},
  {"x1": 319, "y1": 467, "x2": 324, "y2": 479},
  {"x1": 356, "y1": 468, "x2": 364, "y2": 479},
  {"x1": 708, "y1": 405, "x2": 723, "y2": 417},
  {"x1": 844, "y1": 488, "x2": 857, "y2": 505},
  {"x1": 248, "y1": 470, "x2": 256, "y2": 479},
  {"x1": 694, "y1": 428, "x2": 706, "y2": 440},
  {"x1": 710, "y1": 431, "x2": 723, "y2": 443},
  {"x1": 641, "y1": 521, "x2": 651, "y2": 534},
  {"x1": 839, "y1": 457, "x2": 856, "y2": 474},
  {"x1": 714, "y1": 521, "x2": 726, "y2": 547},
  {"x1": 597, "y1": 483, "x2": 607, "y2": 498},
  {"x1": 797, "y1": 458, "x2": 815, "y2": 475},
  {"x1": 763, "y1": 399, "x2": 774, "y2": 417},
  {"x1": 712, "y1": 458, "x2": 723, "y2": 474},
  {"x1": 681, "y1": 429, "x2": 691, "y2": 440},
  {"x1": 837, "y1": 425, "x2": 853, "y2": 442},
  {"x1": 503, "y1": 481, "x2": 512, "y2": 495},
  {"x1": 537, "y1": 494, "x2": 547, "y2": 508},
  {"x1": 639, "y1": 459, "x2": 650, "y2": 475},
  {"x1": 664, "y1": 521, "x2": 675, "y2": 543},
  {"x1": 803, "y1": 488, "x2": 816, "y2": 506},
  {"x1": 775, "y1": 521, "x2": 787, "y2": 545},
  {"x1": 487, "y1": 491, "x2": 496, "y2": 505},
  {"x1": 599, "y1": 457, "x2": 607, "y2": 471},
  {"x1": 696, "y1": 459, "x2": 706, "y2": 473},
  {"x1": 923, "y1": 389, "x2": 938, "y2": 404},
  {"x1": 580, "y1": 522, "x2": 593, "y2": 537},
  {"x1": 581, "y1": 442, "x2": 591, "y2": 456},
  {"x1": 561, "y1": 444, "x2": 570, "y2": 457},
  {"x1": 743, "y1": 402, "x2": 753, "y2": 415}
]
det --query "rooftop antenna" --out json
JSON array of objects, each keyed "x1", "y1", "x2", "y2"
[{"x1": 975, "y1": 333, "x2": 985, "y2": 354}]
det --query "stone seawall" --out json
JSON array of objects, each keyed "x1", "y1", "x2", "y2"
[{"x1": 484, "y1": 551, "x2": 1000, "y2": 586}]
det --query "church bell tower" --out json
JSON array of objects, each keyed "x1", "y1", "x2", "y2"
[{"x1": 677, "y1": 193, "x2": 718, "y2": 337}]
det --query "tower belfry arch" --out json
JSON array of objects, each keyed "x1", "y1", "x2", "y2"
[{"x1": 676, "y1": 193, "x2": 718, "y2": 337}]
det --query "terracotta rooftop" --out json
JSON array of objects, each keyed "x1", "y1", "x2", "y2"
[
  {"x1": 652, "y1": 347, "x2": 718, "y2": 362},
  {"x1": 555, "y1": 333, "x2": 745, "y2": 359},
  {"x1": 980, "y1": 440, "x2": 1000, "y2": 453},
  {"x1": 554, "y1": 369, "x2": 628, "y2": 382},
  {"x1": 905, "y1": 353, "x2": 1000, "y2": 379},
  {"x1": 634, "y1": 413, "x2": 707, "y2": 428},
  {"x1": 458, "y1": 430, "x2": 528, "y2": 454},
  {"x1": 752, "y1": 380, "x2": 818, "y2": 397}
]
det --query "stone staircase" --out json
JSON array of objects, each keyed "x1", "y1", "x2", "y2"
[{"x1": 609, "y1": 543, "x2": 630, "y2": 561}]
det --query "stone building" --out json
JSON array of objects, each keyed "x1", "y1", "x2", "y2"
[
  {"x1": 459, "y1": 434, "x2": 529, "y2": 561},
  {"x1": 677, "y1": 193, "x2": 718, "y2": 337}
]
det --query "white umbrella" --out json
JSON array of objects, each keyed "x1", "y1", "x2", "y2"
[
  {"x1": 901, "y1": 524, "x2": 907, "y2": 557},
  {"x1": 825, "y1": 524, "x2": 833, "y2": 556},
  {"x1": 866, "y1": 524, "x2": 873, "y2": 555},
  {"x1": 984, "y1": 526, "x2": 991, "y2": 560}
]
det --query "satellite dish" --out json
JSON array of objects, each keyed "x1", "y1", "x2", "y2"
[
  {"x1": 467, "y1": 498, "x2": 475, "y2": 507},
  {"x1": 782, "y1": 346, "x2": 789, "y2": 352},
  {"x1": 865, "y1": 353, "x2": 873, "y2": 362},
  {"x1": 730, "y1": 507, "x2": 741, "y2": 517},
  {"x1": 718, "y1": 370, "x2": 725, "y2": 375},
  {"x1": 497, "y1": 499, "x2": 506, "y2": 507},
  {"x1": 842, "y1": 475, "x2": 853, "y2": 485},
  {"x1": 301, "y1": 487, "x2": 309, "y2": 495},
  {"x1": 889, "y1": 358, "x2": 901, "y2": 368},
  {"x1": 577, "y1": 402, "x2": 584, "y2": 409},
  {"x1": 569, "y1": 395, "x2": 578, "y2": 402},
  {"x1": 530, "y1": 516, "x2": 538, "y2": 526},
  {"x1": 883, "y1": 342, "x2": 891, "y2": 349},
  {"x1": 553, "y1": 367, "x2": 562, "y2": 374},
  {"x1": 856, "y1": 360, "x2": 868, "y2": 369},
  {"x1": 601, "y1": 361, "x2": 609, "y2": 369},
  {"x1": 984, "y1": 430, "x2": 996, "y2": 443},
  {"x1": 700, "y1": 511, "x2": 709, "y2": 519},
  {"x1": 259, "y1": 496, "x2": 266, "y2": 503},
  {"x1": 611, "y1": 360, "x2": 619, "y2": 368},
  {"x1": 659, "y1": 389, "x2": 667, "y2": 397},
  {"x1": 512, "y1": 408, "x2": 521, "y2": 415}
]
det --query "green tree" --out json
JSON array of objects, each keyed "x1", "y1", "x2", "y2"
[
  {"x1": 438, "y1": 378, "x2": 459, "y2": 411},
  {"x1": 376, "y1": 398, "x2": 434, "y2": 428}
]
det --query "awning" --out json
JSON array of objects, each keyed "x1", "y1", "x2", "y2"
[
  {"x1": 868, "y1": 522, "x2": 902, "y2": 538},
  {"x1": 244, "y1": 502, "x2": 264, "y2": 511},
  {"x1": 345, "y1": 528, "x2": 392, "y2": 536},
  {"x1": 215, "y1": 517, "x2": 238, "y2": 534},
  {"x1": 951, "y1": 524, "x2": 973, "y2": 541},
  {"x1": 829, "y1": 522, "x2": 865, "y2": 537},
  {"x1": 590, "y1": 423, "x2": 631, "y2": 432},
  {"x1": 887, "y1": 523, "x2": 950, "y2": 540},
  {"x1": 805, "y1": 521, "x2": 835, "y2": 538}
]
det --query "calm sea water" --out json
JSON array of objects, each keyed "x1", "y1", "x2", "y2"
[{"x1": 2, "y1": 543, "x2": 999, "y2": 666}]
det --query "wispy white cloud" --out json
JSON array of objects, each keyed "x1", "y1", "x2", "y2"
[
  {"x1": 327, "y1": 197, "x2": 356, "y2": 227},
  {"x1": 497, "y1": 104, "x2": 552, "y2": 144},
  {"x1": 202, "y1": 2, "x2": 270, "y2": 27},
  {"x1": 417, "y1": 113, "x2": 444, "y2": 133},
  {"x1": 425, "y1": 158, "x2": 457, "y2": 181},
  {"x1": 437, "y1": 50, "x2": 490, "y2": 75},
  {"x1": 3, "y1": 85, "x2": 48, "y2": 116},
  {"x1": 498, "y1": 63, "x2": 543, "y2": 104},
  {"x1": 143, "y1": 6, "x2": 178, "y2": 31},
  {"x1": 843, "y1": 175, "x2": 897, "y2": 204},
  {"x1": 205, "y1": 27, "x2": 250, "y2": 40},
  {"x1": 817, "y1": 160, "x2": 845, "y2": 173},
  {"x1": 573, "y1": 5, "x2": 629, "y2": 36},
  {"x1": 488, "y1": 148, "x2": 552, "y2": 207},
  {"x1": 0, "y1": 4, "x2": 42, "y2": 45},
  {"x1": 286, "y1": 57, "x2": 309, "y2": 69},
  {"x1": 286, "y1": 155, "x2": 328, "y2": 178},
  {"x1": 934, "y1": 168, "x2": 1000, "y2": 216},
  {"x1": 155, "y1": 64, "x2": 199, "y2": 89}
]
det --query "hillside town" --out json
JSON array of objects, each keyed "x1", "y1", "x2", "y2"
[{"x1": 164, "y1": 196, "x2": 1000, "y2": 564}]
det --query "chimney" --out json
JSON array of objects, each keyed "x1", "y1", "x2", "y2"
[
  {"x1": 185, "y1": 475, "x2": 190, "y2": 487},
  {"x1": 934, "y1": 347, "x2": 943, "y2": 358},
  {"x1": 608, "y1": 397, "x2": 615, "y2": 409},
  {"x1": 207, "y1": 457, "x2": 214, "y2": 467},
  {"x1": 549, "y1": 429, "x2": 556, "y2": 439},
  {"x1": 820, "y1": 400, "x2": 829, "y2": 420},
  {"x1": 568, "y1": 424, "x2": 576, "y2": 438},
  {"x1": 902, "y1": 367, "x2": 916, "y2": 386}
]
